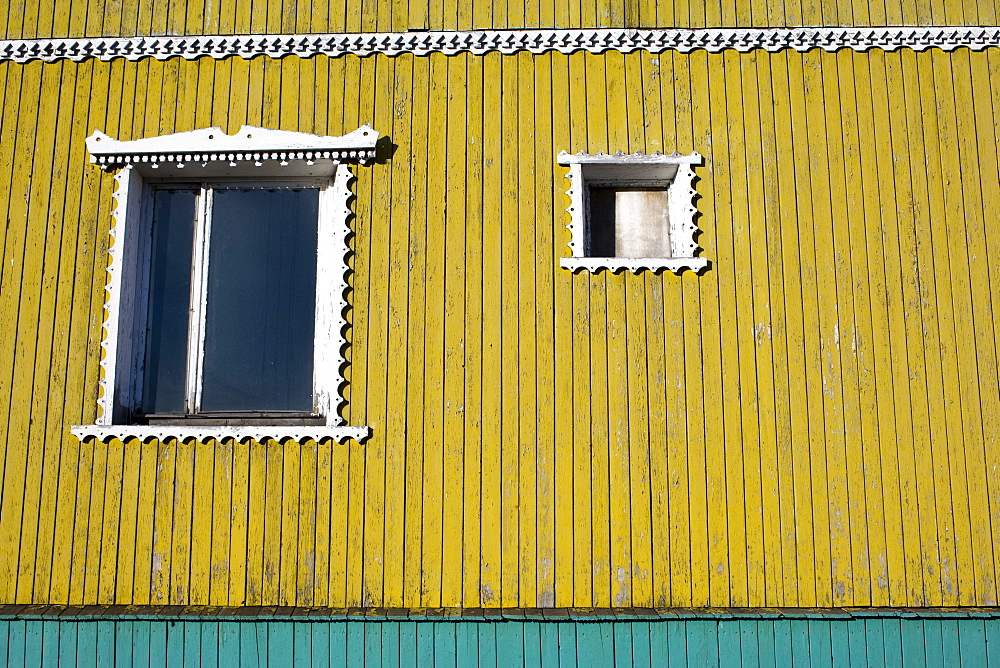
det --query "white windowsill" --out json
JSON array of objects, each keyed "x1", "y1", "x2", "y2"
[
  {"x1": 560, "y1": 257, "x2": 710, "y2": 274},
  {"x1": 70, "y1": 424, "x2": 371, "y2": 444}
]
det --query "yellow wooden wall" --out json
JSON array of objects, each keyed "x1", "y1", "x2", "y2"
[
  {"x1": 1, "y1": 47, "x2": 999, "y2": 609},
  {"x1": 2, "y1": 0, "x2": 997, "y2": 39}
]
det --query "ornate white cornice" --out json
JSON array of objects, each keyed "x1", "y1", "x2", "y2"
[
  {"x1": 86, "y1": 124, "x2": 379, "y2": 169},
  {"x1": 0, "y1": 26, "x2": 997, "y2": 63},
  {"x1": 70, "y1": 425, "x2": 371, "y2": 444}
]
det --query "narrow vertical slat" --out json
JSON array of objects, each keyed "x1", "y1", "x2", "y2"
[
  {"x1": 717, "y1": 620, "x2": 742, "y2": 667},
  {"x1": 441, "y1": 51, "x2": 468, "y2": 607},
  {"x1": 131, "y1": 621, "x2": 150, "y2": 668},
  {"x1": 399, "y1": 50, "x2": 429, "y2": 606},
  {"x1": 364, "y1": 620, "x2": 382, "y2": 666},
  {"x1": 523, "y1": 621, "x2": 542, "y2": 667},
  {"x1": 382, "y1": 53, "x2": 414, "y2": 610},
  {"x1": 688, "y1": 620, "x2": 719, "y2": 668},
  {"x1": 418, "y1": 51, "x2": 448, "y2": 609},
  {"x1": 567, "y1": 51, "x2": 594, "y2": 608},
  {"x1": 533, "y1": 51, "x2": 558, "y2": 610},
  {"x1": 218, "y1": 622, "x2": 241, "y2": 667},
  {"x1": 479, "y1": 622, "x2": 499, "y2": 668}
]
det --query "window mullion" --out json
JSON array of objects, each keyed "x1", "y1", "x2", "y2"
[{"x1": 186, "y1": 185, "x2": 213, "y2": 414}]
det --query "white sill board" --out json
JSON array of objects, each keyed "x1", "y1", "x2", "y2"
[{"x1": 71, "y1": 424, "x2": 370, "y2": 444}]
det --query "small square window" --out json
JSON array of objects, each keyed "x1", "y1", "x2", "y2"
[
  {"x1": 72, "y1": 125, "x2": 379, "y2": 443},
  {"x1": 557, "y1": 151, "x2": 709, "y2": 274}
]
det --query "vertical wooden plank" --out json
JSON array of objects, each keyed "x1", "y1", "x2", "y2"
[
  {"x1": 441, "y1": 51, "x2": 468, "y2": 607},
  {"x1": 478, "y1": 49, "x2": 503, "y2": 609},
  {"x1": 582, "y1": 52, "x2": 611, "y2": 607},
  {"x1": 0, "y1": 60, "x2": 41, "y2": 598},
  {"x1": 382, "y1": 52, "x2": 414, "y2": 609},
  {"x1": 382, "y1": 622, "x2": 401, "y2": 668},
  {"x1": 324, "y1": 55, "x2": 350, "y2": 610},
  {"x1": 515, "y1": 49, "x2": 539, "y2": 608},
  {"x1": 402, "y1": 51, "x2": 429, "y2": 607},
  {"x1": 361, "y1": 52, "x2": 393, "y2": 608},
  {"x1": 949, "y1": 48, "x2": 1000, "y2": 606},
  {"x1": 549, "y1": 50, "x2": 577, "y2": 609},
  {"x1": 297, "y1": 442, "x2": 318, "y2": 606},
  {"x1": 613, "y1": 622, "x2": 634, "y2": 667},
  {"x1": 671, "y1": 51, "x2": 701, "y2": 609},
  {"x1": 817, "y1": 49, "x2": 862, "y2": 607},
  {"x1": 209, "y1": 440, "x2": 234, "y2": 605},
  {"x1": 602, "y1": 51, "x2": 635, "y2": 609},
  {"x1": 420, "y1": 50, "x2": 448, "y2": 608},
  {"x1": 723, "y1": 48, "x2": 762, "y2": 608},
  {"x1": 533, "y1": 51, "x2": 558, "y2": 608},
  {"x1": 565, "y1": 51, "x2": 594, "y2": 608},
  {"x1": 462, "y1": 52, "x2": 486, "y2": 607},
  {"x1": 244, "y1": 440, "x2": 267, "y2": 605},
  {"x1": 499, "y1": 50, "x2": 522, "y2": 608},
  {"x1": 262, "y1": 440, "x2": 285, "y2": 603},
  {"x1": 697, "y1": 50, "x2": 734, "y2": 607}
]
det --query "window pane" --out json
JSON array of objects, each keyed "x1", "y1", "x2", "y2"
[
  {"x1": 142, "y1": 188, "x2": 198, "y2": 415},
  {"x1": 588, "y1": 186, "x2": 671, "y2": 258},
  {"x1": 200, "y1": 188, "x2": 319, "y2": 412}
]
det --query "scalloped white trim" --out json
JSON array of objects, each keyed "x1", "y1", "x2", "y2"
[
  {"x1": 71, "y1": 425, "x2": 370, "y2": 444},
  {"x1": 0, "y1": 26, "x2": 996, "y2": 63},
  {"x1": 87, "y1": 124, "x2": 379, "y2": 168},
  {"x1": 561, "y1": 257, "x2": 710, "y2": 273},
  {"x1": 557, "y1": 150, "x2": 706, "y2": 274}
]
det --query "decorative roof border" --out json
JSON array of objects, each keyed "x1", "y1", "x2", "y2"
[
  {"x1": 86, "y1": 124, "x2": 379, "y2": 168},
  {"x1": 0, "y1": 26, "x2": 997, "y2": 63},
  {"x1": 70, "y1": 425, "x2": 370, "y2": 444}
]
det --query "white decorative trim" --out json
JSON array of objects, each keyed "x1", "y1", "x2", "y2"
[
  {"x1": 86, "y1": 125, "x2": 379, "y2": 169},
  {"x1": 557, "y1": 150, "x2": 706, "y2": 275},
  {"x1": 77, "y1": 127, "x2": 376, "y2": 444},
  {"x1": 0, "y1": 26, "x2": 997, "y2": 63},
  {"x1": 71, "y1": 425, "x2": 371, "y2": 444},
  {"x1": 561, "y1": 257, "x2": 710, "y2": 273}
]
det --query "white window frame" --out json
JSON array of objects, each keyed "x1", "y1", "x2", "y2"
[
  {"x1": 72, "y1": 125, "x2": 378, "y2": 444},
  {"x1": 557, "y1": 151, "x2": 709, "y2": 274}
]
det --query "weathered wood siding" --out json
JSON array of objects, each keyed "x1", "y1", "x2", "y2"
[
  {"x1": 1, "y1": 47, "x2": 999, "y2": 608},
  {"x1": 2, "y1": 0, "x2": 996, "y2": 38},
  {"x1": 1, "y1": 616, "x2": 998, "y2": 666}
]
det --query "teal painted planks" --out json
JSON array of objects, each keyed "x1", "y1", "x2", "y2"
[
  {"x1": 42, "y1": 620, "x2": 61, "y2": 666},
  {"x1": 479, "y1": 621, "x2": 499, "y2": 668},
  {"x1": 218, "y1": 621, "x2": 241, "y2": 666},
  {"x1": 881, "y1": 618, "x2": 904, "y2": 667},
  {"x1": 718, "y1": 618, "x2": 742, "y2": 665},
  {"x1": 612, "y1": 620, "x2": 632, "y2": 666},
  {"x1": 397, "y1": 621, "x2": 417, "y2": 668},
  {"x1": 958, "y1": 620, "x2": 988, "y2": 667},
  {"x1": 292, "y1": 620, "x2": 310, "y2": 666},
  {"x1": 0, "y1": 616, "x2": 999, "y2": 666},
  {"x1": 523, "y1": 621, "x2": 542, "y2": 665},
  {"x1": 808, "y1": 618, "x2": 833, "y2": 666},
  {"x1": 57, "y1": 620, "x2": 77, "y2": 667},
  {"x1": 630, "y1": 621, "x2": 651, "y2": 668},
  {"x1": 829, "y1": 620, "x2": 850, "y2": 668},
  {"x1": 455, "y1": 620, "x2": 478, "y2": 666},
  {"x1": 987, "y1": 619, "x2": 1000, "y2": 667}
]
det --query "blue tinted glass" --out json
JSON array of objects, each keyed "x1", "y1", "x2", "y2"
[
  {"x1": 142, "y1": 188, "x2": 198, "y2": 414},
  {"x1": 200, "y1": 188, "x2": 319, "y2": 412}
]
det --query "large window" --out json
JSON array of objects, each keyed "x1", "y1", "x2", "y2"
[
  {"x1": 143, "y1": 183, "x2": 323, "y2": 423},
  {"x1": 72, "y1": 125, "x2": 377, "y2": 443}
]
